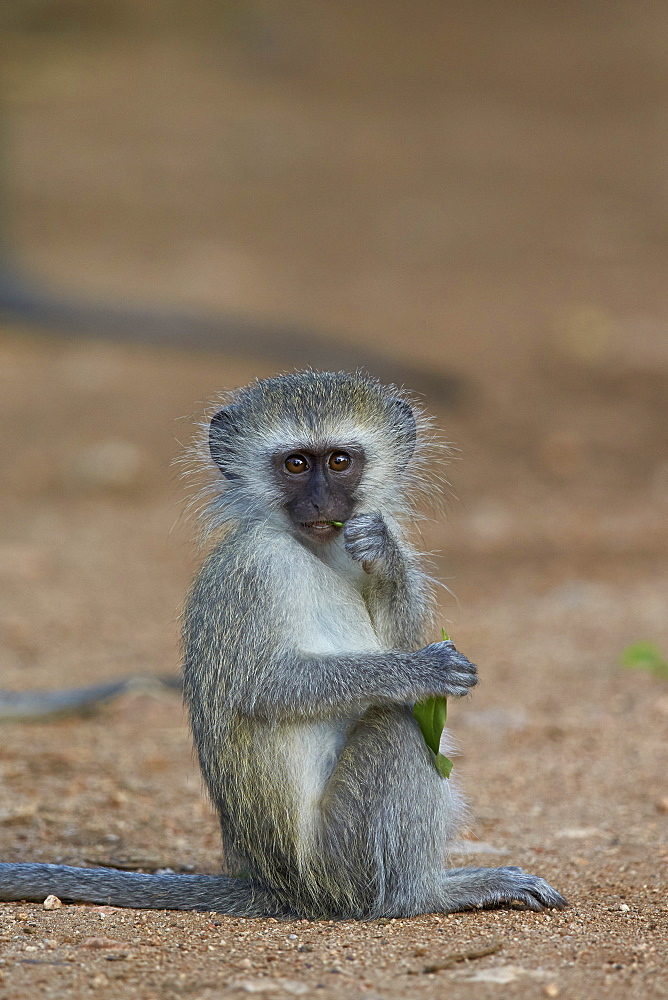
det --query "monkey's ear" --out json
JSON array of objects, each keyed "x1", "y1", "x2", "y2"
[
  {"x1": 388, "y1": 398, "x2": 417, "y2": 458},
  {"x1": 209, "y1": 406, "x2": 241, "y2": 478}
]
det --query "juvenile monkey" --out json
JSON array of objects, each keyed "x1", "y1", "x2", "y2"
[{"x1": 0, "y1": 371, "x2": 565, "y2": 916}]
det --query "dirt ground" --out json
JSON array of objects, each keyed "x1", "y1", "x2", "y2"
[{"x1": 1, "y1": 3, "x2": 667, "y2": 998}]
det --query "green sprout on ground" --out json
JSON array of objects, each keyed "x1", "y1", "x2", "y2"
[
  {"x1": 621, "y1": 641, "x2": 668, "y2": 679},
  {"x1": 413, "y1": 629, "x2": 454, "y2": 779}
]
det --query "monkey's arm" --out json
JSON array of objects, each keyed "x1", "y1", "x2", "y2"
[
  {"x1": 244, "y1": 642, "x2": 476, "y2": 722},
  {"x1": 183, "y1": 533, "x2": 474, "y2": 724},
  {"x1": 344, "y1": 513, "x2": 432, "y2": 649}
]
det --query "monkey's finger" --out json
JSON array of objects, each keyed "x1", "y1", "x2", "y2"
[
  {"x1": 344, "y1": 540, "x2": 386, "y2": 563},
  {"x1": 449, "y1": 654, "x2": 477, "y2": 674},
  {"x1": 427, "y1": 645, "x2": 477, "y2": 675},
  {"x1": 440, "y1": 687, "x2": 475, "y2": 699},
  {"x1": 344, "y1": 536, "x2": 378, "y2": 553},
  {"x1": 447, "y1": 684, "x2": 478, "y2": 697},
  {"x1": 436, "y1": 678, "x2": 477, "y2": 697},
  {"x1": 344, "y1": 512, "x2": 385, "y2": 531},
  {"x1": 450, "y1": 670, "x2": 478, "y2": 686},
  {"x1": 435, "y1": 646, "x2": 478, "y2": 673}
]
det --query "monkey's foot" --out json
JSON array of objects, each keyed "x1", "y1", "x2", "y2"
[{"x1": 438, "y1": 866, "x2": 567, "y2": 913}]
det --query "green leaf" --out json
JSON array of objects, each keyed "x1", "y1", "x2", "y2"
[
  {"x1": 621, "y1": 642, "x2": 668, "y2": 679},
  {"x1": 412, "y1": 627, "x2": 454, "y2": 778},
  {"x1": 435, "y1": 752, "x2": 453, "y2": 779},
  {"x1": 413, "y1": 699, "x2": 441, "y2": 755},
  {"x1": 327, "y1": 521, "x2": 344, "y2": 527}
]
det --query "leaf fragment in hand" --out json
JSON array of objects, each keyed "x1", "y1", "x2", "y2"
[{"x1": 413, "y1": 629, "x2": 454, "y2": 778}]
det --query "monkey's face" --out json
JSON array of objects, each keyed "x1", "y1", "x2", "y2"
[
  {"x1": 272, "y1": 445, "x2": 365, "y2": 543},
  {"x1": 207, "y1": 373, "x2": 423, "y2": 535}
]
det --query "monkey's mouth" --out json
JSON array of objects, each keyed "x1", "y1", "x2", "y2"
[{"x1": 300, "y1": 520, "x2": 342, "y2": 540}]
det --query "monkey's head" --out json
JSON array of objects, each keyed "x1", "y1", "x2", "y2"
[{"x1": 206, "y1": 371, "x2": 432, "y2": 542}]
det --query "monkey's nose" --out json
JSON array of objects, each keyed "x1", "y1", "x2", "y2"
[{"x1": 308, "y1": 492, "x2": 327, "y2": 514}]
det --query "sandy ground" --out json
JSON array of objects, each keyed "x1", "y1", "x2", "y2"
[{"x1": 1, "y1": 3, "x2": 668, "y2": 998}]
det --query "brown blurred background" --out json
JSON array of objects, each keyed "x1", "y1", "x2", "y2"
[
  {"x1": 0, "y1": 5, "x2": 667, "y2": 995},
  {"x1": 1, "y1": 0, "x2": 666, "y2": 647}
]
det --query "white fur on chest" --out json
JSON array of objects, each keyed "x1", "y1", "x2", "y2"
[{"x1": 268, "y1": 531, "x2": 381, "y2": 656}]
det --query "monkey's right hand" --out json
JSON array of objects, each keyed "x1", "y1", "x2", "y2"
[
  {"x1": 412, "y1": 640, "x2": 478, "y2": 699},
  {"x1": 343, "y1": 512, "x2": 393, "y2": 569}
]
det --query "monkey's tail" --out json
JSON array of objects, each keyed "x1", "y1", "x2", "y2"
[{"x1": 0, "y1": 863, "x2": 287, "y2": 916}]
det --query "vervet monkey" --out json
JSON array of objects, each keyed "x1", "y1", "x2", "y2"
[{"x1": 0, "y1": 371, "x2": 565, "y2": 916}]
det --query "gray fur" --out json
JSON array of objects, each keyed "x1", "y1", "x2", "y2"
[
  {"x1": 0, "y1": 371, "x2": 565, "y2": 916},
  {"x1": 0, "y1": 863, "x2": 285, "y2": 915}
]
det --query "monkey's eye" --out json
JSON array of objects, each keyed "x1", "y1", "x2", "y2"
[
  {"x1": 328, "y1": 452, "x2": 351, "y2": 472},
  {"x1": 284, "y1": 454, "x2": 309, "y2": 474}
]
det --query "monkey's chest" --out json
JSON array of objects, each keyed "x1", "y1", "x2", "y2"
[{"x1": 296, "y1": 586, "x2": 381, "y2": 657}]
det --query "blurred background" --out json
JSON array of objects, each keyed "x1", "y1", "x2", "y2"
[{"x1": 0, "y1": 0, "x2": 666, "y2": 929}]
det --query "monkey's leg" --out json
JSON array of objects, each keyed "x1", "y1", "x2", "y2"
[
  {"x1": 0, "y1": 863, "x2": 288, "y2": 915},
  {"x1": 314, "y1": 708, "x2": 565, "y2": 917},
  {"x1": 313, "y1": 706, "x2": 460, "y2": 918}
]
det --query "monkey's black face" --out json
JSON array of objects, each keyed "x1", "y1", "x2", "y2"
[{"x1": 272, "y1": 445, "x2": 365, "y2": 543}]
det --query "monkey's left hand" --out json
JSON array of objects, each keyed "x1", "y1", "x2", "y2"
[{"x1": 343, "y1": 513, "x2": 394, "y2": 572}]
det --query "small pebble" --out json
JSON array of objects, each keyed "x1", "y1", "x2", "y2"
[
  {"x1": 81, "y1": 937, "x2": 124, "y2": 949},
  {"x1": 43, "y1": 895, "x2": 63, "y2": 910}
]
